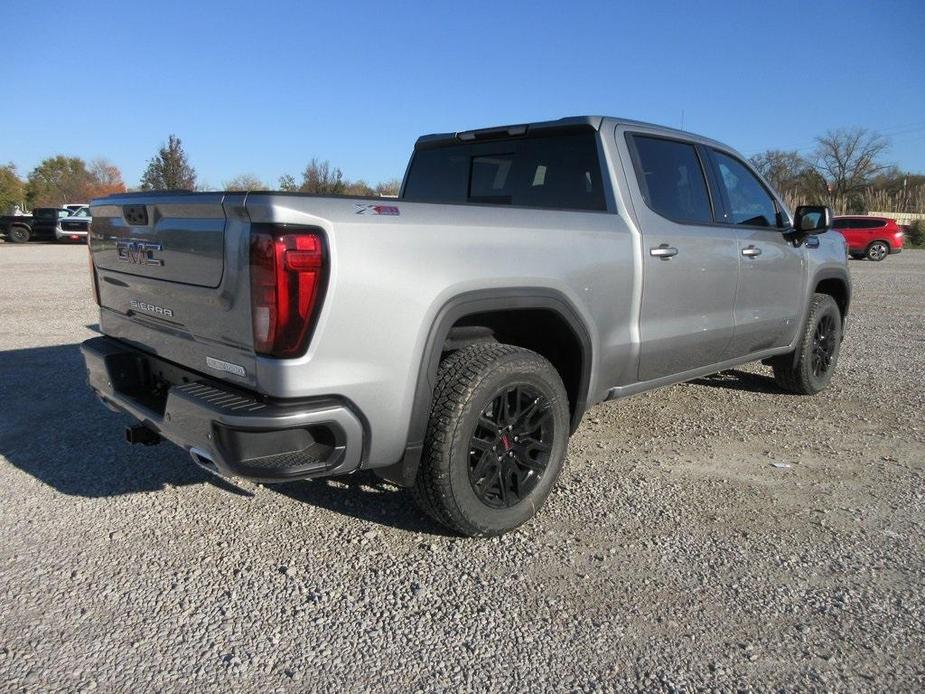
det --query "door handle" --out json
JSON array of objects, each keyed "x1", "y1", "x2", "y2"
[
  {"x1": 741, "y1": 245, "x2": 762, "y2": 257},
  {"x1": 650, "y1": 244, "x2": 679, "y2": 260}
]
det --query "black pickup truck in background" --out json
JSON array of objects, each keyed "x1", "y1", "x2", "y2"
[
  {"x1": 0, "y1": 207, "x2": 90, "y2": 243},
  {"x1": 0, "y1": 212, "x2": 34, "y2": 242}
]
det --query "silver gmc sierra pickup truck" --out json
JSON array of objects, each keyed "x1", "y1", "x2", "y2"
[{"x1": 81, "y1": 116, "x2": 850, "y2": 536}]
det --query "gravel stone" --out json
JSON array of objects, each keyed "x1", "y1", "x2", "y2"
[{"x1": 0, "y1": 244, "x2": 923, "y2": 691}]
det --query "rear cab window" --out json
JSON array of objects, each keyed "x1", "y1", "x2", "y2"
[{"x1": 402, "y1": 132, "x2": 607, "y2": 212}]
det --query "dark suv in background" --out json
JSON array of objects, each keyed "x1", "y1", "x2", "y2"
[{"x1": 832, "y1": 216, "x2": 905, "y2": 261}]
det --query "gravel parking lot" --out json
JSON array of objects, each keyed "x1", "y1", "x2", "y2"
[{"x1": 1, "y1": 243, "x2": 923, "y2": 692}]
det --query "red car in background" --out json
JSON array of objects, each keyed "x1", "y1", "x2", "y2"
[{"x1": 832, "y1": 216, "x2": 905, "y2": 261}]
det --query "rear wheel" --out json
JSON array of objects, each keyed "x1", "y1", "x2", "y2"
[
  {"x1": 771, "y1": 293, "x2": 842, "y2": 395},
  {"x1": 866, "y1": 241, "x2": 889, "y2": 261},
  {"x1": 413, "y1": 343, "x2": 570, "y2": 537},
  {"x1": 9, "y1": 226, "x2": 30, "y2": 243}
]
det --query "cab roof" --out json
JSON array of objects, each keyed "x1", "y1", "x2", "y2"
[{"x1": 414, "y1": 115, "x2": 727, "y2": 151}]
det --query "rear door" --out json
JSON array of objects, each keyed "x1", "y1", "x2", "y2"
[
  {"x1": 862, "y1": 218, "x2": 887, "y2": 246},
  {"x1": 623, "y1": 131, "x2": 739, "y2": 381},
  {"x1": 706, "y1": 150, "x2": 805, "y2": 355}
]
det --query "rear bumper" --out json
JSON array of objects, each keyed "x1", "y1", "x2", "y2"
[{"x1": 80, "y1": 336, "x2": 365, "y2": 482}]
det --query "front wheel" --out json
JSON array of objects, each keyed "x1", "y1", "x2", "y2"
[
  {"x1": 771, "y1": 293, "x2": 842, "y2": 395},
  {"x1": 8, "y1": 226, "x2": 30, "y2": 243},
  {"x1": 413, "y1": 343, "x2": 570, "y2": 537},
  {"x1": 866, "y1": 241, "x2": 889, "y2": 261}
]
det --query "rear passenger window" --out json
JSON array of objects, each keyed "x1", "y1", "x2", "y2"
[
  {"x1": 628, "y1": 135, "x2": 713, "y2": 224},
  {"x1": 712, "y1": 151, "x2": 780, "y2": 227}
]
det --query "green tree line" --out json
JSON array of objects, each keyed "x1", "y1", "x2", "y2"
[
  {"x1": 0, "y1": 157, "x2": 126, "y2": 211},
  {"x1": 1, "y1": 133, "x2": 400, "y2": 213},
  {"x1": 5, "y1": 129, "x2": 923, "y2": 217}
]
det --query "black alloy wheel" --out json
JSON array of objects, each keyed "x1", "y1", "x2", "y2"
[
  {"x1": 811, "y1": 312, "x2": 837, "y2": 379},
  {"x1": 468, "y1": 385, "x2": 554, "y2": 509}
]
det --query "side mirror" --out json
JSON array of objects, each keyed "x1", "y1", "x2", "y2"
[{"x1": 793, "y1": 205, "x2": 832, "y2": 233}]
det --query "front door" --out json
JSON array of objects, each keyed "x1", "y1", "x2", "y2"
[{"x1": 707, "y1": 150, "x2": 805, "y2": 355}]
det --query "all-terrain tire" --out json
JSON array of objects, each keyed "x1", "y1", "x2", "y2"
[
  {"x1": 771, "y1": 293, "x2": 842, "y2": 395},
  {"x1": 413, "y1": 343, "x2": 570, "y2": 537}
]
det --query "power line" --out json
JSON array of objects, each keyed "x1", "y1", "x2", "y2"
[{"x1": 744, "y1": 121, "x2": 925, "y2": 157}]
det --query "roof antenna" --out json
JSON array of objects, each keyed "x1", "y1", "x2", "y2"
[{"x1": 680, "y1": 109, "x2": 685, "y2": 131}]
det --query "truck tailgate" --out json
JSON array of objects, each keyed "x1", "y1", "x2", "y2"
[
  {"x1": 92, "y1": 194, "x2": 226, "y2": 287},
  {"x1": 89, "y1": 193, "x2": 257, "y2": 387}
]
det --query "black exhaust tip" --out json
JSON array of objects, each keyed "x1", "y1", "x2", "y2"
[{"x1": 125, "y1": 424, "x2": 161, "y2": 446}]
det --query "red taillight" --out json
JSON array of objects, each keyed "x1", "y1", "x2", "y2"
[{"x1": 249, "y1": 227, "x2": 326, "y2": 357}]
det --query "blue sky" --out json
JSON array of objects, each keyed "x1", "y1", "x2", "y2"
[{"x1": 4, "y1": 0, "x2": 925, "y2": 189}]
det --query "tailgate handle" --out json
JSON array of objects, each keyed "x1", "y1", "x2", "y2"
[{"x1": 123, "y1": 205, "x2": 148, "y2": 226}]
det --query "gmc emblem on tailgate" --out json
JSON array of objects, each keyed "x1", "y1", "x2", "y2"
[{"x1": 116, "y1": 240, "x2": 163, "y2": 266}]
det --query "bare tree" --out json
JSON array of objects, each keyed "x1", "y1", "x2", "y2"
[
  {"x1": 343, "y1": 179, "x2": 375, "y2": 196},
  {"x1": 223, "y1": 173, "x2": 268, "y2": 191},
  {"x1": 375, "y1": 178, "x2": 401, "y2": 197},
  {"x1": 749, "y1": 150, "x2": 808, "y2": 193},
  {"x1": 278, "y1": 174, "x2": 298, "y2": 192},
  {"x1": 300, "y1": 159, "x2": 345, "y2": 194},
  {"x1": 280, "y1": 166, "x2": 399, "y2": 197},
  {"x1": 812, "y1": 127, "x2": 890, "y2": 200}
]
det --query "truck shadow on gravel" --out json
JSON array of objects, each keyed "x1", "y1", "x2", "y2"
[
  {"x1": 688, "y1": 369, "x2": 785, "y2": 394},
  {"x1": 271, "y1": 475, "x2": 454, "y2": 536},
  {"x1": 0, "y1": 343, "x2": 249, "y2": 498},
  {"x1": 0, "y1": 342, "x2": 448, "y2": 533}
]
